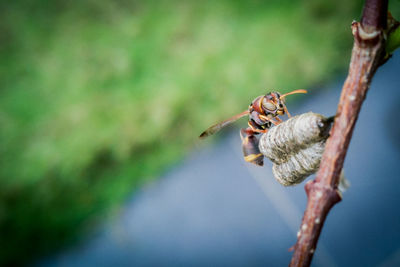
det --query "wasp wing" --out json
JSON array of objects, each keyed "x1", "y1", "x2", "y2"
[{"x1": 199, "y1": 110, "x2": 249, "y2": 139}]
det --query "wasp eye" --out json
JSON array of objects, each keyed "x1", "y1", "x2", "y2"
[{"x1": 262, "y1": 98, "x2": 276, "y2": 111}]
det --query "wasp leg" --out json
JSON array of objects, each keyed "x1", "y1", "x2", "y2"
[
  {"x1": 240, "y1": 128, "x2": 264, "y2": 166},
  {"x1": 284, "y1": 105, "x2": 291, "y2": 118},
  {"x1": 247, "y1": 120, "x2": 269, "y2": 134},
  {"x1": 250, "y1": 128, "x2": 269, "y2": 134},
  {"x1": 274, "y1": 116, "x2": 283, "y2": 123},
  {"x1": 258, "y1": 114, "x2": 281, "y2": 126}
]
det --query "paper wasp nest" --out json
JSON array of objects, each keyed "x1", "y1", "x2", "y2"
[{"x1": 259, "y1": 112, "x2": 333, "y2": 186}]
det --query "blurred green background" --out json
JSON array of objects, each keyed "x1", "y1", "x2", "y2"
[{"x1": 0, "y1": 0, "x2": 372, "y2": 265}]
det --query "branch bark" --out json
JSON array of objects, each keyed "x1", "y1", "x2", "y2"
[{"x1": 289, "y1": 0, "x2": 388, "y2": 266}]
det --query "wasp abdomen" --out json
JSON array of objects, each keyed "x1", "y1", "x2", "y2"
[{"x1": 240, "y1": 129, "x2": 264, "y2": 166}]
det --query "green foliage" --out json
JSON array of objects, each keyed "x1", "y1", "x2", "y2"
[
  {"x1": 0, "y1": 0, "x2": 362, "y2": 264},
  {"x1": 386, "y1": 3, "x2": 400, "y2": 55},
  {"x1": 387, "y1": 23, "x2": 400, "y2": 54}
]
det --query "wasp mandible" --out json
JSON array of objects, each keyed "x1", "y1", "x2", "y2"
[{"x1": 199, "y1": 89, "x2": 307, "y2": 166}]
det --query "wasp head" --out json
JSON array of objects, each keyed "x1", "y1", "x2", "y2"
[
  {"x1": 261, "y1": 89, "x2": 307, "y2": 116},
  {"x1": 262, "y1": 92, "x2": 285, "y2": 115}
]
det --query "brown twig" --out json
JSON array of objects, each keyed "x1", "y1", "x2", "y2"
[{"x1": 289, "y1": 0, "x2": 388, "y2": 266}]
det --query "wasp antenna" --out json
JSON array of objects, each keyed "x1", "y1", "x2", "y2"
[{"x1": 280, "y1": 89, "x2": 308, "y2": 99}]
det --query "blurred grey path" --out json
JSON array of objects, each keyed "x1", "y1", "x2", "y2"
[{"x1": 39, "y1": 53, "x2": 400, "y2": 267}]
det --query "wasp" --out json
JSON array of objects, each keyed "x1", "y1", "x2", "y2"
[{"x1": 199, "y1": 89, "x2": 307, "y2": 166}]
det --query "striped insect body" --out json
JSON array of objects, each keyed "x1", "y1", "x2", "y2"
[{"x1": 199, "y1": 89, "x2": 308, "y2": 166}]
